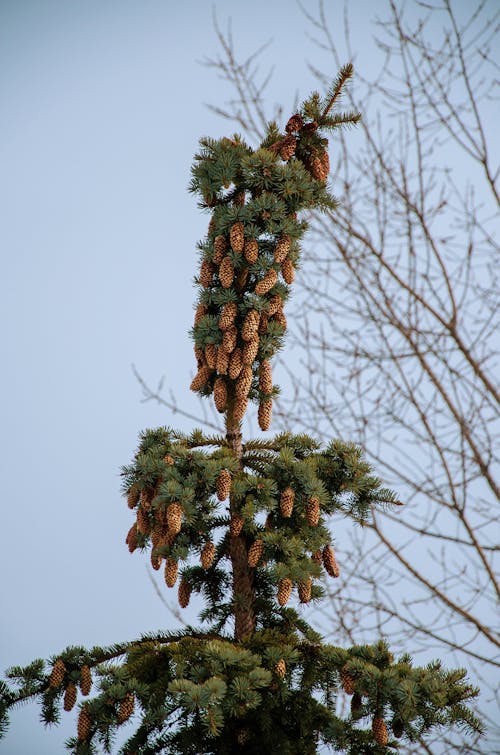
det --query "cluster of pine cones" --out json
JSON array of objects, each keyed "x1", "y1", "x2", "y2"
[{"x1": 341, "y1": 664, "x2": 404, "y2": 745}]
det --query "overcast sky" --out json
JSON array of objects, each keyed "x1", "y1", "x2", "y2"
[{"x1": 0, "y1": 1, "x2": 495, "y2": 753}]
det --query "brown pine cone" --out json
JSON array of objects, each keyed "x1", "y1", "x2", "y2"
[
  {"x1": 274, "y1": 235, "x2": 291, "y2": 263},
  {"x1": 230, "y1": 514, "x2": 244, "y2": 537},
  {"x1": 80, "y1": 665, "x2": 92, "y2": 696},
  {"x1": 194, "y1": 302, "x2": 208, "y2": 326},
  {"x1": 136, "y1": 506, "x2": 150, "y2": 535},
  {"x1": 275, "y1": 658, "x2": 287, "y2": 678},
  {"x1": 217, "y1": 469, "x2": 232, "y2": 501},
  {"x1": 216, "y1": 346, "x2": 229, "y2": 375},
  {"x1": 255, "y1": 268, "x2": 278, "y2": 295},
  {"x1": 150, "y1": 548, "x2": 162, "y2": 571},
  {"x1": 306, "y1": 496, "x2": 320, "y2": 526},
  {"x1": 285, "y1": 113, "x2": 304, "y2": 133},
  {"x1": 201, "y1": 541, "x2": 216, "y2": 570},
  {"x1": 166, "y1": 502, "x2": 183, "y2": 535},
  {"x1": 372, "y1": 717, "x2": 388, "y2": 747},
  {"x1": 247, "y1": 539, "x2": 263, "y2": 567},
  {"x1": 49, "y1": 658, "x2": 66, "y2": 688},
  {"x1": 199, "y1": 259, "x2": 214, "y2": 288},
  {"x1": 277, "y1": 577, "x2": 293, "y2": 606},
  {"x1": 298, "y1": 577, "x2": 312, "y2": 604},
  {"x1": 230, "y1": 221, "x2": 245, "y2": 253},
  {"x1": 309, "y1": 153, "x2": 329, "y2": 182},
  {"x1": 319, "y1": 149, "x2": 330, "y2": 177},
  {"x1": 281, "y1": 257, "x2": 295, "y2": 284},
  {"x1": 213, "y1": 377, "x2": 227, "y2": 413},
  {"x1": 279, "y1": 134, "x2": 297, "y2": 161},
  {"x1": 300, "y1": 120, "x2": 318, "y2": 134},
  {"x1": 272, "y1": 310, "x2": 287, "y2": 331},
  {"x1": 280, "y1": 487, "x2": 295, "y2": 518},
  {"x1": 242, "y1": 335, "x2": 259, "y2": 366},
  {"x1": 194, "y1": 344, "x2": 205, "y2": 367},
  {"x1": 322, "y1": 545, "x2": 340, "y2": 578},
  {"x1": 63, "y1": 682, "x2": 77, "y2": 712},
  {"x1": 126, "y1": 524, "x2": 138, "y2": 553},
  {"x1": 77, "y1": 704, "x2": 92, "y2": 741},
  {"x1": 117, "y1": 692, "x2": 135, "y2": 724},
  {"x1": 221, "y1": 325, "x2": 237, "y2": 354},
  {"x1": 244, "y1": 238, "x2": 259, "y2": 263},
  {"x1": 233, "y1": 190, "x2": 246, "y2": 207},
  {"x1": 190, "y1": 365, "x2": 213, "y2": 392},
  {"x1": 258, "y1": 398, "x2": 272, "y2": 431},
  {"x1": 311, "y1": 549, "x2": 322, "y2": 565},
  {"x1": 392, "y1": 718, "x2": 404, "y2": 739},
  {"x1": 219, "y1": 302, "x2": 237, "y2": 331},
  {"x1": 236, "y1": 366, "x2": 253, "y2": 399},
  {"x1": 232, "y1": 396, "x2": 248, "y2": 422},
  {"x1": 127, "y1": 485, "x2": 140, "y2": 509},
  {"x1": 219, "y1": 256, "x2": 234, "y2": 288},
  {"x1": 164, "y1": 558, "x2": 178, "y2": 588},
  {"x1": 259, "y1": 360, "x2": 273, "y2": 394},
  {"x1": 178, "y1": 578, "x2": 192, "y2": 608},
  {"x1": 266, "y1": 294, "x2": 283, "y2": 317},
  {"x1": 341, "y1": 665, "x2": 356, "y2": 695},
  {"x1": 241, "y1": 310, "x2": 260, "y2": 341},
  {"x1": 258, "y1": 313, "x2": 269, "y2": 334},
  {"x1": 213, "y1": 235, "x2": 227, "y2": 263},
  {"x1": 228, "y1": 347, "x2": 243, "y2": 379}
]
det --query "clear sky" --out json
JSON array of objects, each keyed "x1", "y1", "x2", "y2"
[{"x1": 0, "y1": 1, "x2": 493, "y2": 753}]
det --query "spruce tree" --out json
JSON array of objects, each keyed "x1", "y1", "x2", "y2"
[{"x1": 0, "y1": 66, "x2": 482, "y2": 754}]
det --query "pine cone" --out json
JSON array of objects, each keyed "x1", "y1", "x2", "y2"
[
  {"x1": 277, "y1": 578, "x2": 293, "y2": 606},
  {"x1": 127, "y1": 485, "x2": 140, "y2": 509},
  {"x1": 259, "y1": 360, "x2": 273, "y2": 394},
  {"x1": 77, "y1": 705, "x2": 92, "y2": 741},
  {"x1": 80, "y1": 665, "x2": 92, "y2": 696},
  {"x1": 372, "y1": 717, "x2": 388, "y2": 746},
  {"x1": 201, "y1": 541, "x2": 216, "y2": 570},
  {"x1": 281, "y1": 257, "x2": 295, "y2": 284},
  {"x1": 139, "y1": 489, "x2": 152, "y2": 511},
  {"x1": 164, "y1": 558, "x2": 178, "y2": 587},
  {"x1": 221, "y1": 325, "x2": 237, "y2": 354},
  {"x1": 219, "y1": 302, "x2": 237, "y2": 331},
  {"x1": 233, "y1": 190, "x2": 246, "y2": 207},
  {"x1": 266, "y1": 294, "x2": 283, "y2": 316},
  {"x1": 285, "y1": 113, "x2": 304, "y2": 133},
  {"x1": 311, "y1": 549, "x2": 322, "y2": 565},
  {"x1": 194, "y1": 302, "x2": 208, "y2": 326},
  {"x1": 150, "y1": 548, "x2": 162, "y2": 570},
  {"x1": 258, "y1": 313, "x2": 269, "y2": 334},
  {"x1": 213, "y1": 235, "x2": 227, "y2": 263},
  {"x1": 280, "y1": 487, "x2": 295, "y2": 517},
  {"x1": 199, "y1": 259, "x2": 214, "y2": 288},
  {"x1": 136, "y1": 506, "x2": 150, "y2": 535},
  {"x1": 392, "y1": 718, "x2": 404, "y2": 739},
  {"x1": 204, "y1": 344, "x2": 217, "y2": 370},
  {"x1": 306, "y1": 496, "x2": 320, "y2": 526},
  {"x1": 217, "y1": 469, "x2": 232, "y2": 501},
  {"x1": 255, "y1": 268, "x2": 278, "y2": 295},
  {"x1": 194, "y1": 344, "x2": 205, "y2": 367},
  {"x1": 322, "y1": 545, "x2": 340, "y2": 578},
  {"x1": 244, "y1": 238, "x2": 259, "y2": 263},
  {"x1": 241, "y1": 310, "x2": 260, "y2": 341},
  {"x1": 258, "y1": 398, "x2": 272, "y2": 431},
  {"x1": 351, "y1": 692, "x2": 363, "y2": 718},
  {"x1": 298, "y1": 577, "x2": 312, "y2": 603},
  {"x1": 190, "y1": 365, "x2": 213, "y2": 392},
  {"x1": 341, "y1": 665, "x2": 356, "y2": 695},
  {"x1": 274, "y1": 235, "x2": 291, "y2": 263},
  {"x1": 49, "y1": 658, "x2": 66, "y2": 688},
  {"x1": 275, "y1": 658, "x2": 287, "y2": 678},
  {"x1": 230, "y1": 514, "x2": 244, "y2": 537},
  {"x1": 63, "y1": 682, "x2": 77, "y2": 712},
  {"x1": 166, "y1": 502, "x2": 183, "y2": 535},
  {"x1": 117, "y1": 692, "x2": 135, "y2": 724},
  {"x1": 230, "y1": 221, "x2": 245, "y2": 253},
  {"x1": 126, "y1": 524, "x2": 138, "y2": 553},
  {"x1": 272, "y1": 310, "x2": 287, "y2": 330},
  {"x1": 308, "y1": 152, "x2": 329, "y2": 182},
  {"x1": 178, "y1": 578, "x2": 192, "y2": 608},
  {"x1": 213, "y1": 377, "x2": 227, "y2": 413},
  {"x1": 236, "y1": 366, "x2": 253, "y2": 399},
  {"x1": 279, "y1": 135, "x2": 297, "y2": 161},
  {"x1": 242, "y1": 335, "x2": 259, "y2": 366},
  {"x1": 300, "y1": 120, "x2": 318, "y2": 134},
  {"x1": 219, "y1": 256, "x2": 234, "y2": 288},
  {"x1": 319, "y1": 149, "x2": 330, "y2": 177},
  {"x1": 228, "y1": 347, "x2": 243, "y2": 379},
  {"x1": 233, "y1": 396, "x2": 248, "y2": 422},
  {"x1": 248, "y1": 539, "x2": 263, "y2": 567}
]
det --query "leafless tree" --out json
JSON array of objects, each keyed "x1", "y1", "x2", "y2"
[{"x1": 198, "y1": 2, "x2": 499, "y2": 752}]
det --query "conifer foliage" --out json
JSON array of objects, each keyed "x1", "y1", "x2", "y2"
[{"x1": 0, "y1": 65, "x2": 482, "y2": 754}]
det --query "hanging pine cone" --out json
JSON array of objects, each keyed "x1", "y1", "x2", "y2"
[
  {"x1": 280, "y1": 487, "x2": 295, "y2": 517},
  {"x1": 127, "y1": 485, "x2": 140, "y2": 509},
  {"x1": 150, "y1": 548, "x2": 162, "y2": 571},
  {"x1": 63, "y1": 682, "x2": 77, "y2": 712},
  {"x1": 234, "y1": 190, "x2": 246, "y2": 207},
  {"x1": 392, "y1": 718, "x2": 404, "y2": 739},
  {"x1": 80, "y1": 665, "x2": 92, "y2": 696},
  {"x1": 298, "y1": 577, "x2": 312, "y2": 603},
  {"x1": 199, "y1": 259, "x2": 214, "y2": 288},
  {"x1": 194, "y1": 344, "x2": 205, "y2": 367},
  {"x1": 166, "y1": 502, "x2": 183, "y2": 535},
  {"x1": 311, "y1": 549, "x2": 322, "y2": 565},
  {"x1": 228, "y1": 347, "x2": 243, "y2": 379},
  {"x1": 219, "y1": 256, "x2": 234, "y2": 288},
  {"x1": 215, "y1": 347, "x2": 229, "y2": 376},
  {"x1": 164, "y1": 558, "x2": 178, "y2": 587},
  {"x1": 244, "y1": 238, "x2": 259, "y2": 263},
  {"x1": 219, "y1": 302, "x2": 237, "y2": 331},
  {"x1": 322, "y1": 545, "x2": 340, "y2": 577},
  {"x1": 272, "y1": 309, "x2": 287, "y2": 331},
  {"x1": 281, "y1": 257, "x2": 295, "y2": 284},
  {"x1": 241, "y1": 310, "x2": 260, "y2": 341},
  {"x1": 204, "y1": 343, "x2": 217, "y2": 370},
  {"x1": 285, "y1": 113, "x2": 304, "y2": 133},
  {"x1": 242, "y1": 335, "x2": 259, "y2": 366},
  {"x1": 274, "y1": 235, "x2": 291, "y2": 263},
  {"x1": 319, "y1": 149, "x2": 330, "y2": 178},
  {"x1": 279, "y1": 135, "x2": 297, "y2": 161},
  {"x1": 351, "y1": 692, "x2": 363, "y2": 718},
  {"x1": 178, "y1": 578, "x2": 192, "y2": 608},
  {"x1": 136, "y1": 506, "x2": 150, "y2": 535},
  {"x1": 308, "y1": 152, "x2": 329, "y2": 182},
  {"x1": 300, "y1": 120, "x2": 318, "y2": 134},
  {"x1": 266, "y1": 293, "x2": 283, "y2": 316},
  {"x1": 139, "y1": 489, "x2": 152, "y2": 511},
  {"x1": 190, "y1": 365, "x2": 213, "y2": 392},
  {"x1": 275, "y1": 658, "x2": 287, "y2": 678},
  {"x1": 341, "y1": 665, "x2": 356, "y2": 695},
  {"x1": 213, "y1": 235, "x2": 227, "y2": 263},
  {"x1": 213, "y1": 377, "x2": 227, "y2": 413},
  {"x1": 77, "y1": 705, "x2": 92, "y2": 741},
  {"x1": 258, "y1": 398, "x2": 272, "y2": 431},
  {"x1": 217, "y1": 469, "x2": 232, "y2": 501},
  {"x1": 306, "y1": 496, "x2": 320, "y2": 526},
  {"x1": 126, "y1": 524, "x2": 138, "y2": 553},
  {"x1": 201, "y1": 541, "x2": 216, "y2": 570},
  {"x1": 230, "y1": 513, "x2": 244, "y2": 537},
  {"x1": 233, "y1": 396, "x2": 248, "y2": 422},
  {"x1": 255, "y1": 268, "x2": 278, "y2": 295},
  {"x1": 222, "y1": 325, "x2": 237, "y2": 354},
  {"x1": 372, "y1": 717, "x2": 388, "y2": 746},
  {"x1": 194, "y1": 302, "x2": 208, "y2": 327},
  {"x1": 230, "y1": 221, "x2": 245, "y2": 253},
  {"x1": 277, "y1": 577, "x2": 293, "y2": 606},
  {"x1": 236, "y1": 366, "x2": 253, "y2": 399},
  {"x1": 259, "y1": 360, "x2": 273, "y2": 394},
  {"x1": 258, "y1": 313, "x2": 269, "y2": 334},
  {"x1": 49, "y1": 658, "x2": 66, "y2": 688},
  {"x1": 117, "y1": 692, "x2": 135, "y2": 724},
  {"x1": 247, "y1": 539, "x2": 264, "y2": 567}
]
